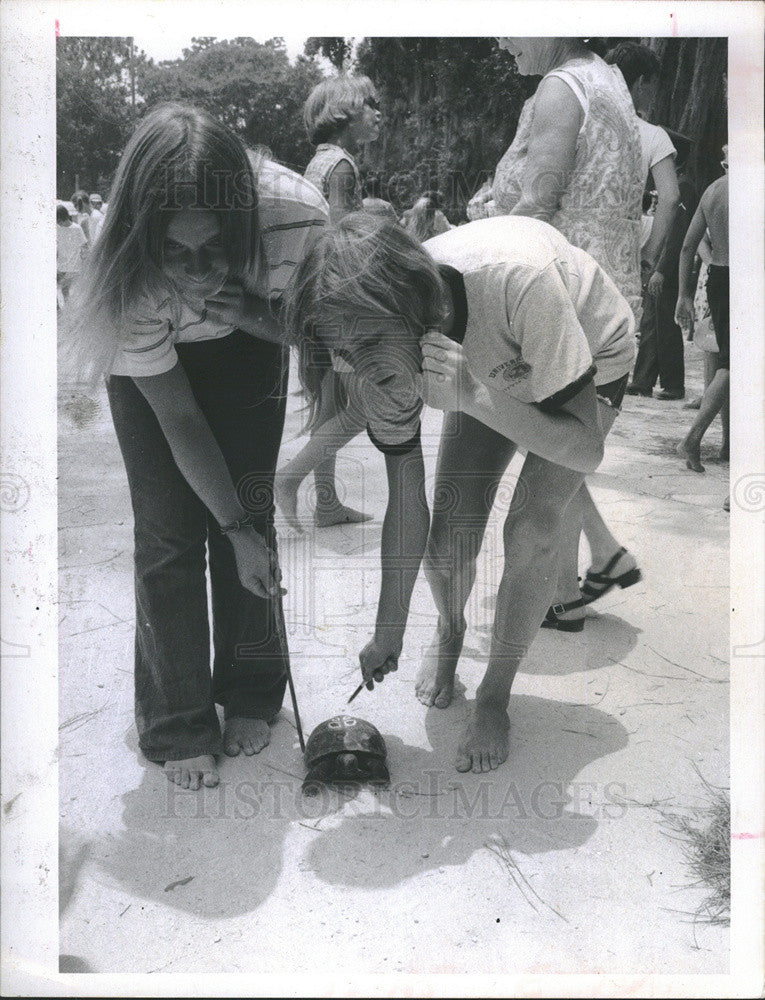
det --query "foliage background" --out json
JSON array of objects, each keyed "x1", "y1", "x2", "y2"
[{"x1": 57, "y1": 35, "x2": 727, "y2": 218}]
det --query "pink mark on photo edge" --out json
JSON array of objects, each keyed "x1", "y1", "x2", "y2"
[
  {"x1": 670, "y1": 12, "x2": 678, "y2": 37},
  {"x1": 731, "y1": 831, "x2": 763, "y2": 840}
]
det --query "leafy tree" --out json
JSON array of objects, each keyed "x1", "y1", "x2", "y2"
[
  {"x1": 56, "y1": 37, "x2": 148, "y2": 197},
  {"x1": 647, "y1": 37, "x2": 727, "y2": 195},
  {"x1": 138, "y1": 37, "x2": 323, "y2": 171},
  {"x1": 354, "y1": 37, "x2": 531, "y2": 219},
  {"x1": 304, "y1": 37, "x2": 353, "y2": 71}
]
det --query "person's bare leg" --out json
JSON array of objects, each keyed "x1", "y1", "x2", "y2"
[
  {"x1": 719, "y1": 395, "x2": 729, "y2": 461},
  {"x1": 546, "y1": 486, "x2": 586, "y2": 625},
  {"x1": 578, "y1": 483, "x2": 638, "y2": 579},
  {"x1": 275, "y1": 411, "x2": 367, "y2": 529},
  {"x1": 311, "y1": 370, "x2": 370, "y2": 526},
  {"x1": 418, "y1": 412, "x2": 516, "y2": 708},
  {"x1": 678, "y1": 368, "x2": 730, "y2": 472},
  {"x1": 456, "y1": 454, "x2": 585, "y2": 773},
  {"x1": 275, "y1": 371, "x2": 368, "y2": 529}
]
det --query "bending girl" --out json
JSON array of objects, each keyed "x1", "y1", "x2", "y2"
[{"x1": 285, "y1": 213, "x2": 634, "y2": 773}]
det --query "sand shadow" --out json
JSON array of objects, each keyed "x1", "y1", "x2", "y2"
[
  {"x1": 92, "y1": 714, "x2": 306, "y2": 921},
  {"x1": 460, "y1": 612, "x2": 641, "y2": 677},
  {"x1": 304, "y1": 693, "x2": 629, "y2": 889}
]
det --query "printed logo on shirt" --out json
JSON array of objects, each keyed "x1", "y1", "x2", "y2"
[{"x1": 489, "y1": 358, "x2": 532, "y2": 385}]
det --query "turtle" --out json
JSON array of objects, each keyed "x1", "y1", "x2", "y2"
[{"x1": 302, "y1": 715, "x2": 390, "y2": 795}]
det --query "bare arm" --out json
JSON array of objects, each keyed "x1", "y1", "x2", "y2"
[
  {"x1": 461, "y1": 378, "x2": 605, "y2": 473},
  {"x1": 132, "y1": 362, "x2": 281, "y2": 597},
  {"x1": 509, "y1": 76, "x2": 582, "y2": 222},
  {"x1": 421, "y1": 332, "x2": 604, "y2": 474},
  {"x1": 642, "y1": 154, "x2": 680, "y2": 267},
  {"x1": 359, "y1": 441, "x2": 430, "y2": 687},
  {"x1": 697, "y1": 231, "x2": 713, "y2": 265},
  {"x1": 675, "y1": 200, "x2": 708, "y2": 332},
  {"x1": 326, "y1": 159, "x2": 359, "y2": 224}
]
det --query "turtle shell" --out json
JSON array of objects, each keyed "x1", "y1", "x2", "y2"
[{"x1": 304, "y1": 715, "x2": 387, "y2": 768}]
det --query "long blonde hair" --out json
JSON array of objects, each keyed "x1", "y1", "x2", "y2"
[
  {"x1": 60, "y1": 103, "x2": 260, "y2": 386},
  {"x1": 283, "y1": 212, "x2": 447, "y2": 428}
]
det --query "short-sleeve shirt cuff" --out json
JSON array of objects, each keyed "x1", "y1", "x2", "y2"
[
  {"x1": 536, "y1": 364, "x2": 597, "y2": 411},
  {"x1": 367, "y1": 423, "x2": 421, "y2": 456}
]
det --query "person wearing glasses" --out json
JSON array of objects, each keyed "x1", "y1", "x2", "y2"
[{"x1": 276, "y1": 75, "x2": 384, "y2": 530}]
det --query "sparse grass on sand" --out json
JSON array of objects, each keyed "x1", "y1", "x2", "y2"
[{"x1": 659, "y1": 770, "x2": 730, "y2": 926}]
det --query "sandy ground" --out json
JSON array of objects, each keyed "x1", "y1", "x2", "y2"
[{"x1": 58, "y1": 341, "x2": 729, "y2": 975}]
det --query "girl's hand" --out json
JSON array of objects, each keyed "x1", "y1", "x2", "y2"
[
  {"x1": 421, "y1": 331, "x2": 474, "y2": 411},
  {"x1": 359, "y1": 635, "x2": 402, "y2": 689},
  {"x1": 206, "y1": 283, "x2": 285, "y2": 343},
  {"x1": 674, "y1": 295, "x2": 695, "y2": 335},
  {"x1": 205, "y1": 280, "x2": 248, "y2": 329},
  {"x1": 228, "y1": 526, "x2": 285, "y2": 600}
]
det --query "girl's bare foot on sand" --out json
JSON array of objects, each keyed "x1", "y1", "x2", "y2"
[
  {"x1": 163, "y1": 755, "x2": 219, "y2": 790},
  {"x1": 677, "y1": 436, "x2": 704, "y2": 473},
  {"x1": 223, "y1": 718, "x2": 271, "y2": 756},
  {"x1": 415, "y1": 620, "x2": 466, "y2": 708},
  {"x1": 314, "y1": 502, "x2": 372, "y2": 527},
  {"x1": 274, "y1": 473, "x2": 304, "y2": 533},
  {"x1": 455, "y1": 700, "x2": 510, "y2": 773}
]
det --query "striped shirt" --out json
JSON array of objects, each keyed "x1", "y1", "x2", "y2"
[{"x1": 111, "y1": 157, "x2": 329, "y2": 378}]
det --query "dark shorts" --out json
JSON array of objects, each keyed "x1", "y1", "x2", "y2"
[
  {"x1": 706, "y1": 265, "x2": 730, "y2": 370},
  {"x1": 596, "y1": 373, "x2": 629, "y2": 411}
]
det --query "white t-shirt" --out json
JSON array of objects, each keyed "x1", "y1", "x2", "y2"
[
  {"x1": 57, "y1": 221, "x2": 87, "y2": 273},
  {"x1": 426, "y1": 217, "x2": 635, "y2": 399},
  {"x1": 111, "y1": 159, "x2": 329, "y2": 377},
  {"x1": 340, "y1": 216, "x2": 635, "y2": 453},
  {"x1": 636, "y1": 118, "x2": 676, "y2": 187},
  {"x1": 89, "y1": 207, "x2": 105, "y2": 242}
]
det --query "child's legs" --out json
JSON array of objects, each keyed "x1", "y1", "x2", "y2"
[
  {"x1": 684, "y1": 368, "x2": 730, "y2": 446},
  {"x1": 424, "y1": 411, "x2": 517, "y2": 634},
  {"x1": 107, "y1": 374, "x2": 222, "y2": 762},
  {"x1": 703, "y1": 350, "x2": 717, "y2": 389},
  {"x1": 177, "y1": 332, "x2": 290, "y2": 722},
  {"x1": 312, "y1": 369, "x2": 366, "y2": 508},
  {"x1": 481, "y1": 453, "x2": 585, "y2": 704}
]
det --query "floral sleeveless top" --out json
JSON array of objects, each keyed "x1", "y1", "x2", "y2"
[
  {"x1": 492, "y1": 56, "x2": 643, "y2": 318},
  {"x1": 304, "y1": 143, "x2": 363, "y2": 211}
]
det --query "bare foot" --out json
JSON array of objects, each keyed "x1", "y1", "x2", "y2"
[
  {"x1": 223, "y1": 718, "x2": 271, "y2": 756},
  {"x1": 314, "y1": 503, "x2": 372, "y2": 528},
  {"x1": 163, "y1": 755, "x2": 219, "y2": 790},
  {"x1": 415, "y1": 621, "x2": 465, "y2": 708},
  {"x1": 455, "y1": 701, "x2": 510, "y2": 774},
  {"x1": 677, "y1": 437, "x2": 704, "y2": 473},
  {"x1": 274, "y1": 472, "x2": 304, "y2": 533}
]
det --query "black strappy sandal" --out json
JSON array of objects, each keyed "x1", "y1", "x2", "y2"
[
  {"x1": 580, "y1": 547, "x2": 642, "y2": 606},
  {"x1": 540, "y1": 598, "x2": 586, "y2": 633}
]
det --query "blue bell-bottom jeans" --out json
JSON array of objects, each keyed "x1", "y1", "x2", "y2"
[{"x1": 107, "y1": 331, "x2": 289, "y2": 763}]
